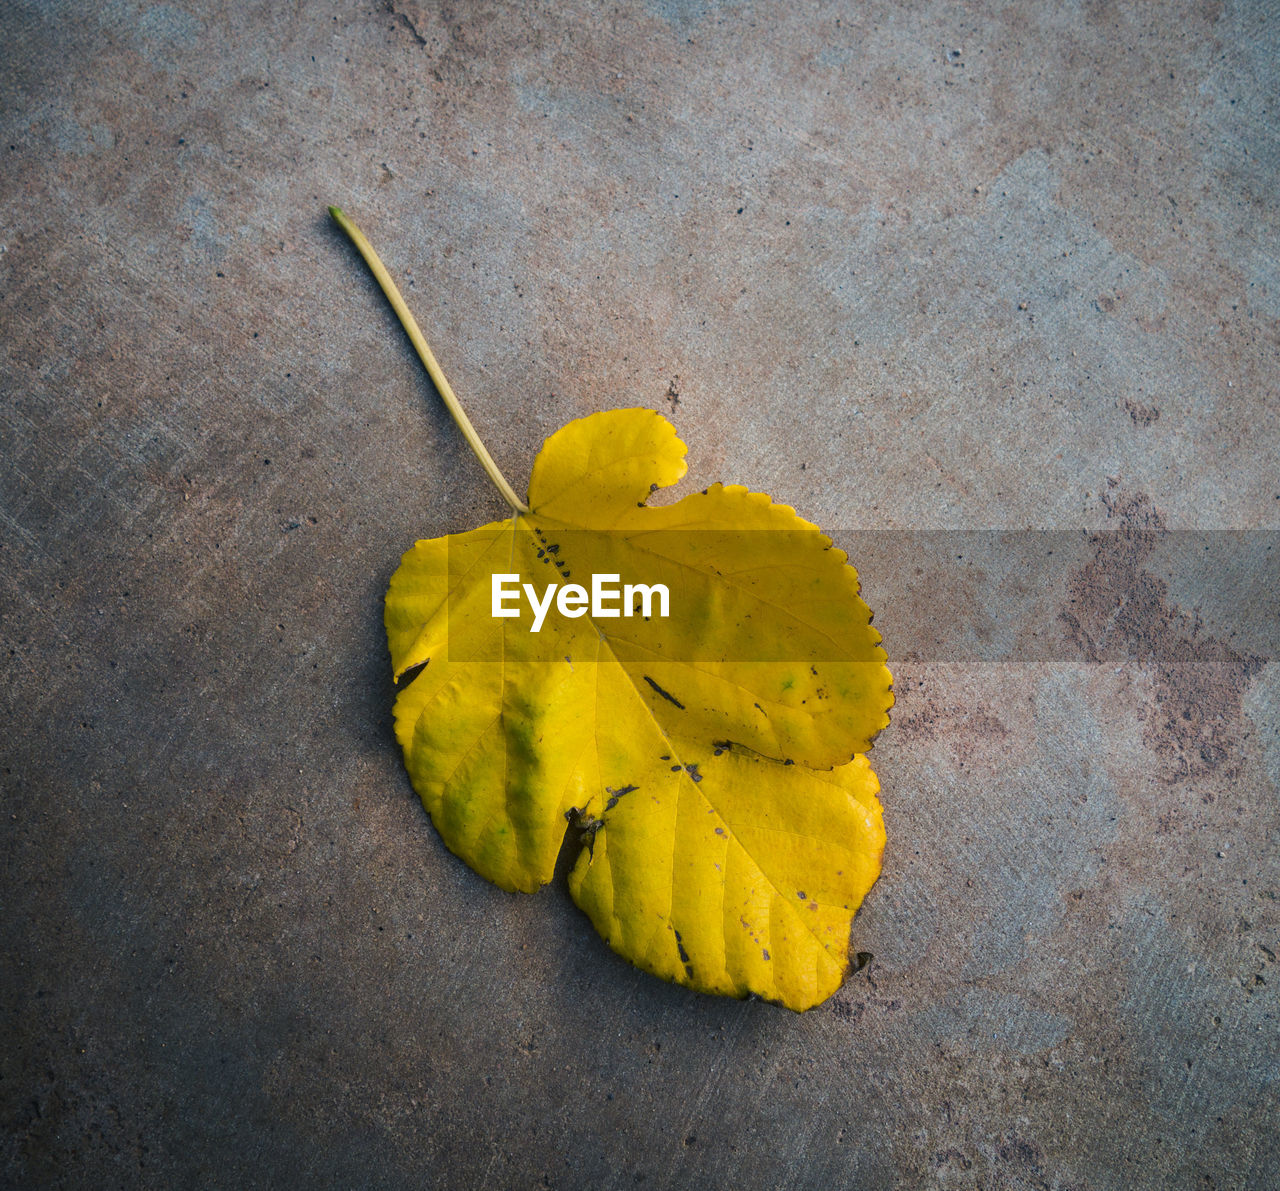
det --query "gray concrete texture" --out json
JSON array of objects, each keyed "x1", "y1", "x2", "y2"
[{"x1": 2, "y1": 0, "x2": 1278, "y2": 1186}]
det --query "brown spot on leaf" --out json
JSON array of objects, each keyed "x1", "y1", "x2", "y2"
[
  {"x1": 673, "y1": 928, "x2": 694, "y2": 979},
  {"x1": 643, "y1": 675, "x2": 686, "y2": 709},
  {"x1": 604, "y1": 784, "x2": 638, "y2": 812}
]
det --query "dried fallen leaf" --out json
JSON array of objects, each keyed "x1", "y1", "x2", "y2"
[{"x1": 333, "y1": 207, "x2": 893, "y2": 1009}]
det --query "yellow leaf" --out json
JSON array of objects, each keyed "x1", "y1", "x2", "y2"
[
  {"x1": 385, "y1": 410, "x2": 891, "y2": 1009},
  {"x1": 332, "y1": 208, "x2": 892, "y2": 1010}
]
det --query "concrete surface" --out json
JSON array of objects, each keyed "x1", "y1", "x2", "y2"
[{"x1": 3, "y1": 1, "x2": 1278, "y2": 1187}]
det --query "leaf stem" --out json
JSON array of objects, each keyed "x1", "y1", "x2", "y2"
[{"x1": 329, "y1": 205, "x2": 530, "y2": 514}]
